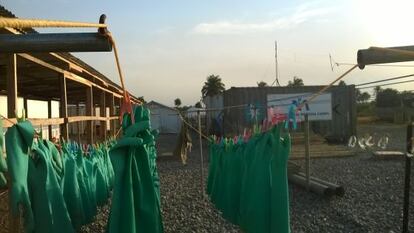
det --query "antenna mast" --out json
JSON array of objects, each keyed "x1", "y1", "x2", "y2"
[{"x1": 273, "y1": 41, "x2": 281, "y2": 86}]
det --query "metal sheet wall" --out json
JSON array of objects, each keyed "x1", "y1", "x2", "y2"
[{"x1": 222, "y1": 86, "x2": 356, "y2": 142}]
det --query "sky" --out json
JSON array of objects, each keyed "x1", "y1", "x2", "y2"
[{"x1": 2, "y1": 0, "x2": 414, "y2": 106}]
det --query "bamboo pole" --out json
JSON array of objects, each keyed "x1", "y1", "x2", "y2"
[
  {"x1": 198, "y1": 110, "x2": 205, "y2": 198},
  {"x1": 305, "y1": 114, "x2": 310, "y2": 191}
]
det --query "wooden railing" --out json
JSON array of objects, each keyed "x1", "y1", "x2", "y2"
[{"x1": 3, "y1": 115, "x2": 119, "y2": 128}]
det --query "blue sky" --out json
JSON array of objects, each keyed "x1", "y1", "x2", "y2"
[{"x1": 3, "y1": 0, "x2": 414, "y2": 106}]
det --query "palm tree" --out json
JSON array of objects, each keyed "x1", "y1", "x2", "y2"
[
  {"x1": 194, "y1": 101, "x2": 202, "y2": 108},
  {"x1": 174, "y1": 98, "x2": 182, "y2": 108},
  {"x1": 374, "y1": 86, "x2": 382, "y2": 98},
  {"x1": 257, "y1": 81, "x2": 268, "y2": 87},
  {"x1": 287, "y1": 76, "x2": 304, "y2": 87},
  {"x1": 201, "y1": 74, "x2": 225, "y2": 97}
]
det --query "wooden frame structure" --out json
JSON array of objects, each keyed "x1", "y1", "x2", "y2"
[{"x1": 0, "y1": 8, "x2": 139, "y2": 144}]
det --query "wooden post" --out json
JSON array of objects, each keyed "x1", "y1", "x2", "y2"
[
  {"x1": 198, "y1": 110, "x2": 205, "y2": 198},
  {"x1": 23, "y1": 98, "x2": 28, "y2": 118},
  {"x1": 100, "y1": 90, "x2": 107, "y2": 141},
  {"x1": 6, "y1": 54, "x2": 17, "y2": 119},
  {"x1": 86, "y1": 87, "x2": 94, "y2": 144},
  {"x1": 305, "y1": 114, "x2": 310, "y2": 191},
  {"x1": 48, "y1": 100, "x2": 53, "y2": 140},
  {"x1": 403, "y1": 122, "x2": 413, "y2": 233},
  {"x1": 76, "y1": 103, "x2": 81, "y2": 143},
  {"x1": 59, "y1": 75, "x2": 68, "y2": 141},
  {"x1": 6, "y1": 53, "x2": 21, "y2": 233},
  {"x1": 109, "y1": 93, "x2": 115, "y2": 136}
]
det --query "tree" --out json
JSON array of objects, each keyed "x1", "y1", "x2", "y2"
[
  {"x1": 374, "y1": 86, "x2": 382, "y2": 98},
  {"x1": 338, "y1": 80, "x2": 346, "y2": 86},
  {"x1": 201, "y1": 74, "x2": 225, "y2": 97},
  {"x1": 287, "y1": 76, "x2": 304, "y2": 87},
  {"x1": 356, "y1": 90, "x2": 371, "y2": 103},
  {"x1": 376, "y1": 88, "x2": 400, "y2": 107},
  {"x1": 195, "y1": 102, "x2": 202, "y2": 108},
  {"x1": 257, "y1": 81, "x2": 268, "y2": 87},
  {"x1": 174, "y1": 98, "x2": 182, "y2": 108},
  {"x1": 137, "y1": 96, "x2": 147, "y2": 104}
]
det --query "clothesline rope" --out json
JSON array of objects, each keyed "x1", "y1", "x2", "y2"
[
  {"x1": 177, "y1": 113, "x2": 209, "y2": 140},
  {"x1": 0, "y1": 114, "x2": 17, "y2": 126},
  {"x1": 0, "y1": 17, "x2": 106, "y2": 28}
]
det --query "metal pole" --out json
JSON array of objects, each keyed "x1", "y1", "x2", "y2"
[
  {"x1": 305, "y1": 114, "x2": 310, "y2": 191},
  {"x1": 198, "y1": 110, "x2": 205, "y2": 198},
  {"x1": 403, "y1": 122, "x2": 412, "y2": 233}
]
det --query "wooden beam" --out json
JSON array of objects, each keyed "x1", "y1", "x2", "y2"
[
  {"x1": 17, "y1": 54, "x2": 123, "y2": 98},
  {"x1": 0, "y1": 33, "x2": 112, "y2": 53},
  {"x1": 59, "y1": 75, "x2": 69, "y2": 141},
  {"x1": 2, "y1": 116, "x2": 118, "y2": 128},
  {"x1": 3, "y1": 27, "x2": 129, "y2": 100},
  {"x1": 100, "y1": 90, "x2": 107, "y2": 141},
  {"x1": 48, "y1": 100, "x2": 53, "y2": 140},
  {"x1": 67, "y1": 115, "x2": 118, "y2": 123},
  {"x1": 86, "y1": 86, "x2": 94, "y2": 144},
  {"x1": 6, "y1": 54, "x2": 17, "y2": 118},
  {"x1": 3, "y1": 118, "x2": 64, "y2": 128}
]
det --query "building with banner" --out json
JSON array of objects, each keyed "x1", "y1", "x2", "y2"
[{"x1": 204, "y1": 85, "x2": 356, "y2": 142}]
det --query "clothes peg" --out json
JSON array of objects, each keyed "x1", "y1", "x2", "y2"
[
  {"x1": 285, "y1": 101, "x2": 297, "y2": 130},
  {"x1": 233, "y1": 135, "x2": 238, "y2": 144}
]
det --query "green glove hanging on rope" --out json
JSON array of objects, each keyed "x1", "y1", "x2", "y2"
[
  {"x1": 61, "y1": 144, "x2": 85, "y2": 231},
  {"x1": 28, "y1": 139, "x2": 74, "y2": 233},
  {"x1": 5, "y1": 120, "x2": 35, "y2": 232},
  {"x1": 108, "y1": 105, "x2": 163, "y2": 233},
  {"x1": 0, "y1": 119, "x2": 8, "y2": 188}
]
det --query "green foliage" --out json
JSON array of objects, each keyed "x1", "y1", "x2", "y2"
[
  {"x1": 356, "y1": 89, "x2": 371, "y2": 103},
  {"x1": 357, "y1": 102, "x2": 376, "y2": 117},
  {"x1": 257, "y1": 81, "x2": 268, "y2": 87},
  {"x1": 194, "y1": 102, "x2": 202, "y2": 108},
  {"x1": 201, "y1": 74, "x2": 225, "y2": 97},
  {"x1": 287, "y1": 76, "x2": 304, "y2": 87},
  {"x1": 174, "y1": 98, "x2": 182, "y2": 107},
  {"x1": 376, "y1": 88, "x2": 400, "y2": 107},
  {"x1": 137, "y1": 96, "x2": 147, "y2": 104},
  {"x1": 338, "y1": 80, "x2": 346, "y2": 86}
]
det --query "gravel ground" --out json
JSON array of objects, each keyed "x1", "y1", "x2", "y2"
[
  {"x1": 3, "y1": 123, "x2": 414, "y2": 232},
  {"x1": 291, "y1": 123, "x2": 413, "y2": 232}
]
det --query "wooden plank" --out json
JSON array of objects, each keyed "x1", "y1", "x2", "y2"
[
  {"x1": 6, "y1": 54, "x2": 17, "y2": 118},
  {"x1": 2, "y1": 116, "x2": 119, "y2": 128},
  {"x1": 4, "y1": 27, "x2": 125, "y2": 99},
  {"x1": 60, "y1": 76, "x2": 69, "y2": 141},
  {"x1": 17, "y1": 54, "x2": 124, "y2": 98},
  {"x1": 0, "y1": 33, "x2": 112, "y2": 53},
  {"x1": 86, "y1": 87, "x2": 94, "y2": 144},
  {"x1": 2, "y1": 118, "x2": 64, "y2": 128},
  {"x1": 67, "y1": 115, "x2": 118, "y2": 123}
]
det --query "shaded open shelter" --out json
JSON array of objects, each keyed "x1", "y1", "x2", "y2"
[{"x1": 0, "y1": 5, "x2": 140, "y2": 143}]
